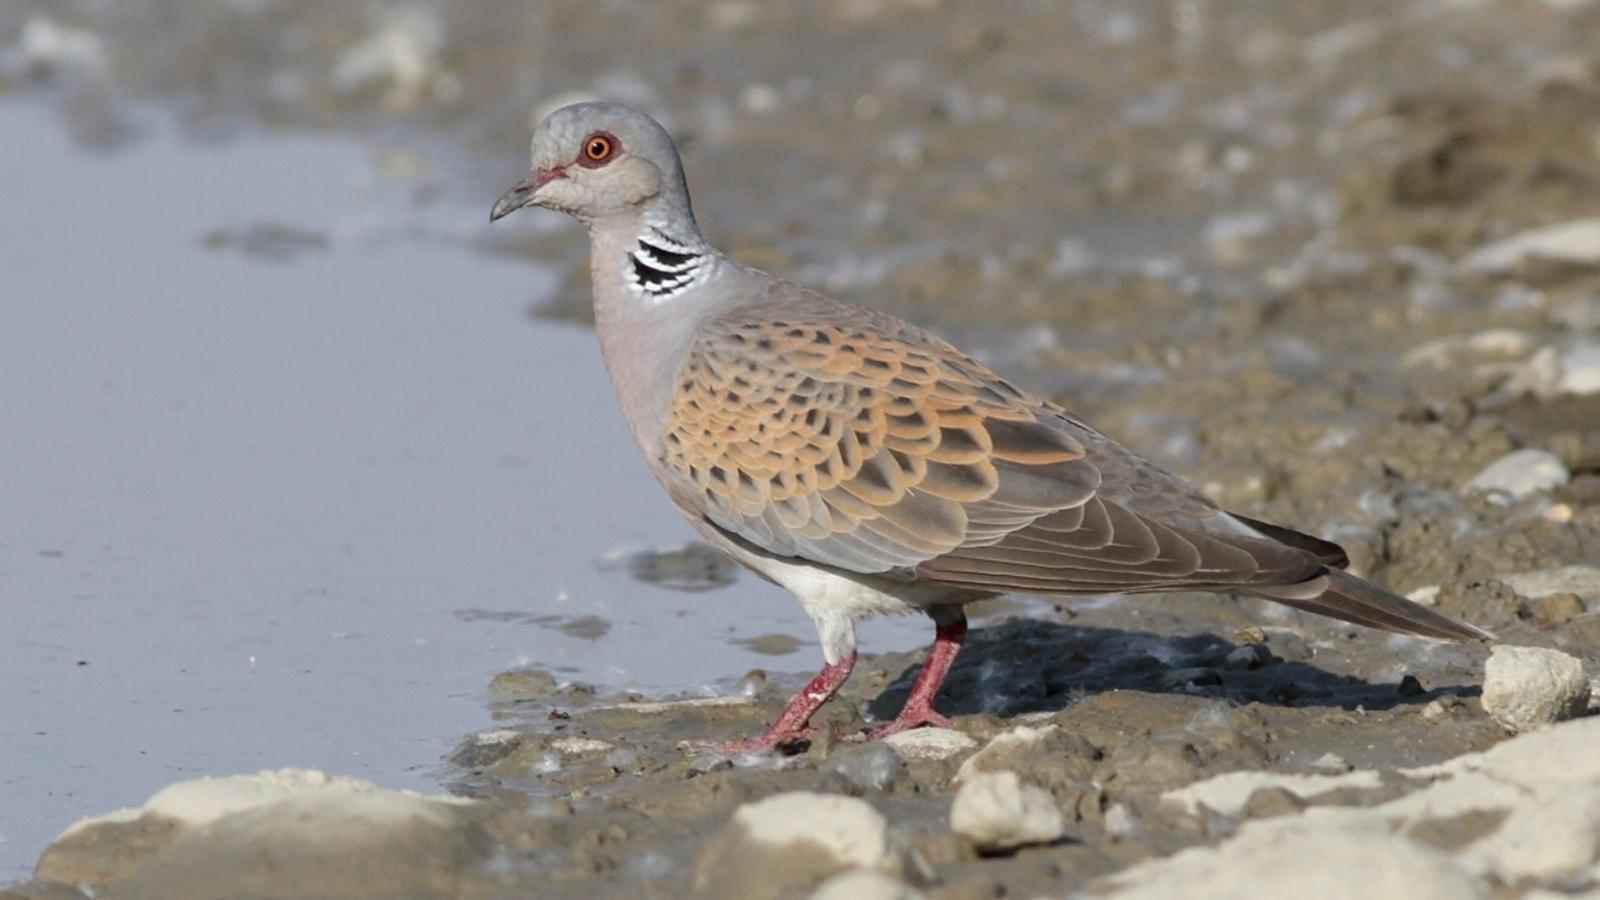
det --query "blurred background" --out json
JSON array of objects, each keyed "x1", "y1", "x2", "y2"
[{"x1": 4, "y1": 0, "x2": 1600, "y2": 883}]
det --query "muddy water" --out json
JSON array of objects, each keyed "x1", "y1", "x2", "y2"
[{"x1": 4, "y1": 1, "x2": 1600, "y2": 896}]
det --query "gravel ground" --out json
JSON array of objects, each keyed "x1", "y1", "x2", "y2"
[{"x1": 5, "y1": 1, "x2": 1600, "y2": 897}]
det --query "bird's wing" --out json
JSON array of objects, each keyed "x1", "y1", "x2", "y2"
[{"x1": 660, "y1": 291, "x2": 1322, "y2": 592}]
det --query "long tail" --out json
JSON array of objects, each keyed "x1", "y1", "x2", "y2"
[{"x1": 1252, "y1": 567, "x2": 1494, "y2": 642}]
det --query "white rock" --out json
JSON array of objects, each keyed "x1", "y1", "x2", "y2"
[
  {"x1": 1400, "y1": 329, "x2": 1535, "y2": 370},
  {"x1": 733, "y1": 792, "x2": 893, "y2": 870},
  {"x1": 949, "y1": 771, "x2": 1065, "y2": 851},
  {"x1": 1557, "y1": 344, "x2": 1600, "y2": 395},
  {"x1": 1459, "y1": 787, "x2": 1600, "y2": 881},
  {"x1": 60, "y1": 768, "x2": 470, "y2": 838},
  {"x1": 550, "y1": 737, "x2": 615, "y2": 755},
  {"x1": 616, "y1": 694, "x2": 752, "y2": 715},
  {"x1": 881, "y1": 727, "x2": 977, "y2": 762},
  {"x1": 1458, "y1": 218, "x2": 1600, "y2": 274},
  {"x1": 1406, "y1": 585, "x2": 1441, "y2": 606},
  {"x1": 1500, "y1": 565, "x2": 1600, "y2": 600},
  {"x1": 1205, "y1": 212, "x2": 1275, "y2": 264},
  {"x1": 1481, "y1": 645, "x2": 1589, "y2": 733},
  {"x1": 1161, "y1": 769, "x2": 1383, "y2": 818},
  {"x1": 1462, "y1": 448, "x2": 1570, "y2": 499},
  {"x1": 1406, "y1": 715, "x2": 1600, "y2": 787},
  {"x1": 1512, "y1": 343, "x2": 1600, "y2": 397},
  {"x1": 1104, "y1": 803, "x2": 1138, "y2": 839},
  {"x1": 1096, "y1": 813, "x2": 1481, "y2": 899},
  {"x1": 954, "y1": 724, "x2": 1058, "y2": 783},
  {"x1": 12, "y1": 16, "x2": 107, "y2": 74},
  {"x1": 809, "y1": 869, "x2": 926, "y2": 900}
]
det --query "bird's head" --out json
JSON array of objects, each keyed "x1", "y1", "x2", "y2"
[{"x1": 490, "y1": 101, "x2": 690, "y2": 227}]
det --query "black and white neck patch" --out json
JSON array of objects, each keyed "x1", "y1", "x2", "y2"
[{"x1": 627, "y1": 228, "x2": 707, "y2": 303}]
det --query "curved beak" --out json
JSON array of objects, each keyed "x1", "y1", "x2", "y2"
[{"x1": 489, "y1": 167, "x2": 566, "y2": 222}]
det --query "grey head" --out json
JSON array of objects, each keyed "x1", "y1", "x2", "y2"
[{"x1": 490, "y1": 101, "x2": 698, "y2": 232}]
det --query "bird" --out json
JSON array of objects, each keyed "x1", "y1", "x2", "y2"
[{"x1": 489, "y1": 101, "x2": 1492, "y2": 754}]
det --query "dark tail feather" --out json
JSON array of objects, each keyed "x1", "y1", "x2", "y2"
[
  {"x1": 1231, "y1": 514, "x2": 1350, "y2": 569},
  {"x1": 1252, "y1": 567, "x2": 1494, "y2": 642}
]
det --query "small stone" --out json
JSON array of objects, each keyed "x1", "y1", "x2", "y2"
[
  {"x1": 487, "y1": 668, "x2": 559, "y2": 699},
  {"x1": 1481, "y1": 645, "x2": 1590, "y2": 733},
  {"x1": 1463, "y1": 449, "x2": 1570, "y2": 500},
  {"x1": 1397, "y1": 675, "x2": 1426, "y2": 697},
  {"x1": 1241, "y1": 786, "x2": 1308, "y2": 820},
  {"x1": 1543, "y1": 503, "x2": 1575, "y2": 524},
  {"x1": 809, "y1": 869, "x2": 926, "y2": 900},
  {"x1": 1103, "y1": 803, "x2": 1137, "y2": 839},
  {"x1": 954, "y1": 724, "x2": 1056, "y2": 783},
  {"x1": 692, "y1": 792, "x2": 897, "y2": 899},
  {"x1": 880, "y1": 727, "x2": 977, "y2": 762},
  {"x1": 1407, "y1": 585, "x2": 1441, "y2": 607},
  {"x1": 1234, "y1": 625, "x2": 1267, "y2": 645},
  {"x1": 1309, "y1": 753, "x2": 1352, "y2": 774},
  {"x1": 949, "y1": 771, "x2": 1065, "y2": 851}
]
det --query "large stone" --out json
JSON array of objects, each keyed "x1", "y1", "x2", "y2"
[
  {"x1": 949, "y1": 771, "x2": 1065, "y2": 851},
  {"x1": 1480, "y1": 645, "x2": 1589, "y2": 733},
  {"x1": 691, "y1": 792, "x2": 898, "y2": 900},
  {"x1": 1462, "y1": 449, "x2": 1570, "y2": 499},
  {"x1": 1093, "y1": 812, "x2": 1481, "y2": 899},
  {"x1": 880, "y1": 727, "x2": 977, "y2": 762},
  {"x1": 32, "y1": 769, "x2": 487, "y2": 899},
  {"x1": 1161, "y1": 769, "x2": 1384, "y2": 818}
]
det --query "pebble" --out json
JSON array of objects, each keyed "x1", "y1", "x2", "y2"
[
  {"x1": 954, "y1": 725, "x2": 1058, "y2": 783},
  {"x1": 1458, "y1": 217, "x2": 1600, "y2": 274},
  {"x1": 1480, "y1": 645, "x2": 1590, "y2": 733},
  {"x1": 1501, "y1": 565, "x2": 1600, "y2": 600},
  {"x1": 1103, "y1": 803, "x2": 1138, "y2": 839},
  {"x1": 1462, "y1": 448, "x2": 1570, "y2": 499},
  {"x1": 880, "y1": 727, "x2": 977, "y2": 762},
  {"x1": 949, "y1": 771, "x2": 1066, "y2": 851},
  {"x1": 1406, "y1": 585, "x2": 1441, "y2": 606}
]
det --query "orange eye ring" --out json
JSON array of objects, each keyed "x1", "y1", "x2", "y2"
[{"x1": 580, "y1": 133, "x2": 616, "y2": 166}]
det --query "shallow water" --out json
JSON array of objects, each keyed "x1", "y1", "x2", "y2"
[{"x1": 0, "y1": 98, "x2": 935, "y2": 878}]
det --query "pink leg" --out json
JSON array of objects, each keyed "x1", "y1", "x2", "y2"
[
  {"x1": 710, "y1": 653, "x2": 857, "y2": 755},
  {"x1": 869, "y1": 611, "x2": 967, "y2": 739}
]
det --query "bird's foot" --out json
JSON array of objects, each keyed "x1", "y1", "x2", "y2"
[
  {"x1": 694, "y1": 726, "x2": 819, "y2": 757},
  {"x1": 865, "y1": 706, "x2": 954, "y2": 740}
]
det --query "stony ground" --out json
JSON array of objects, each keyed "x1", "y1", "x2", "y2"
[{"x1": 6, "y1": 1, "x2": 1600, "y2": 897}]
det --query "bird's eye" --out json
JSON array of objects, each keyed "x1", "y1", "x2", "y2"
[{"x1": 581, "y1": 133, "x2": 616, "y2": 165}]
